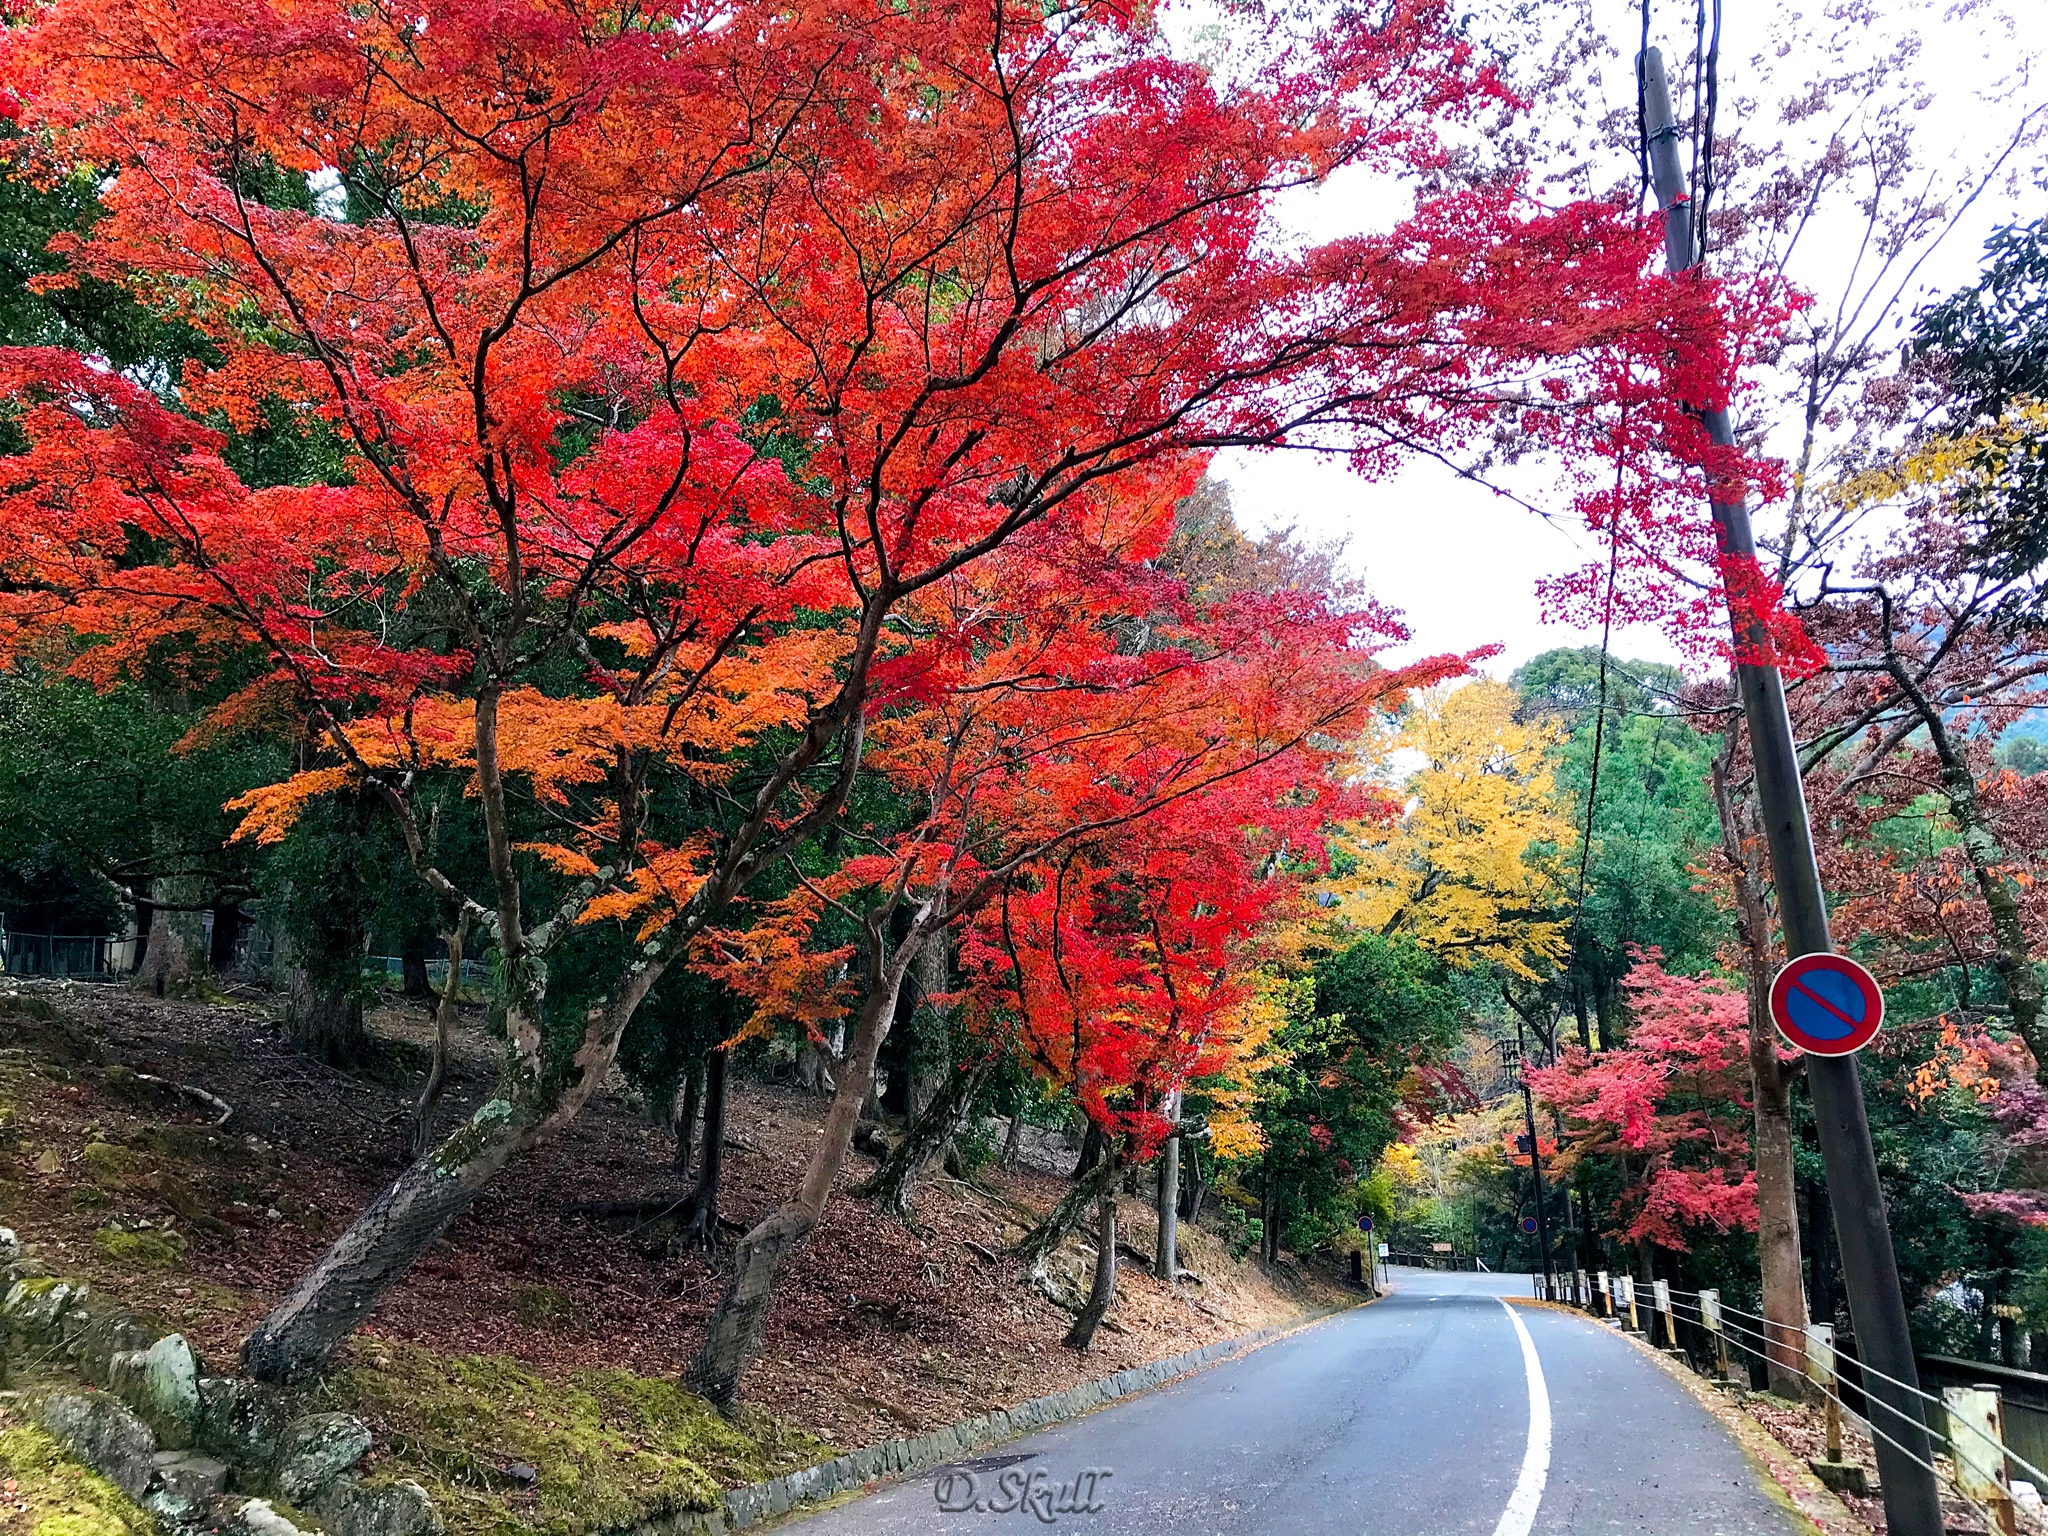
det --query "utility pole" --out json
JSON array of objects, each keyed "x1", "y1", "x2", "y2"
[
  {"x1": 1637, "y1": 48, "x2": 1942, "y2": 1536},
  {"x1": 1514, "y1": 1015, "x2": 1556, "y2": 1299}
]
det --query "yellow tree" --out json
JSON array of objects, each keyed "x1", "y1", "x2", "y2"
[{"x1": 1323, "y1": 679, "x2": 1573, "y2": 977}]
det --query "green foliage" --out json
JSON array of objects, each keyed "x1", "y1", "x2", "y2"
[
  {"x1": 1998, "y1": 731, "x2": 2048, "y2": 776},
  {"x1": 951, "y1": 1117, "x2": 999, "y2": 1177},
  {"x1": 0, "y1": 129, "x2": 213, "y2": 384},
  {"x1": 1511, "y1": 648, "x2": 1685, "y2": 722},
  {"x1": 0, "y1": 670, "x2": 284, "y2": 953},
  {"x1": 260, "y1": 791, "x2": 404, "y2": 1001},
  {"x1": 1513, "y1": 648, "x2": 1724, "y2": 1034},
  {"x1": 1242, "y1": 937, "x2": 1463, "y2": 1254},
  {"x1": 1912, "y1": 218, "x2": 2048, "y2": 613},
  {"x1": 1216, "y1": 1206, "x2": 1261, "y2": 1262}
]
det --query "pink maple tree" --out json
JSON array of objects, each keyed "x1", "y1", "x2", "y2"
[{"x1": 1527, "y1": 946, "x2": 1759, "y2": 1248}]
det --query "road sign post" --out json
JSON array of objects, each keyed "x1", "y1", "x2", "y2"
[{"x1": 1639, "y1": 47, "x2": 1942, "y2": 1536}]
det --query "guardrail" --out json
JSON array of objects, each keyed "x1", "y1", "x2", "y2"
[{"x1": 1547, "y1": 1269, "x2": 2048, "y2": 1533}]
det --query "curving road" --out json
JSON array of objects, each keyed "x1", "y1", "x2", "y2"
[{"x1": 778, "y1": 1267, "x2": 1798, "y2": 1535}]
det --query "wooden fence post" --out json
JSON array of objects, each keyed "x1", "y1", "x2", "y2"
[
  {"x1": 1806, "y1": 1324, "x2": 1844, "y2": 1462},
  {"x1": 1701, "y1": 1289, "x2": 1730, "y2": 1382},
  {"x1": 1946, "y1": 1384, "x2": 2017, "y2": 1536}
]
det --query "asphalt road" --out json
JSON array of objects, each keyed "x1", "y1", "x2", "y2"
[{"x1": 779, "y1": 1267, "x2": 1799, "y2": 1536}]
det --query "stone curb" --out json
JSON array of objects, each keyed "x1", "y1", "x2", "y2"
[{"x1": 644, "y1": 1304, "x2": 1356, "y2": 1535}]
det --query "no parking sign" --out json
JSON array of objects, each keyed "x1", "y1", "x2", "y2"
[{"x1": 1769, "y1": 953, "x2": 1884, "y2": 1056}]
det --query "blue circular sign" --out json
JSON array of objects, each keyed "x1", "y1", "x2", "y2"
[
  {"x1": 1769, "y1": 953, "x2": 1884, "y2": 1056},
  {"x1": 1520, "y1": 1216, "x2": 1538, "y2": 1235},
  {"x1": 1356, "y1": 1215, "x2": 1374, "y2": 1233}
]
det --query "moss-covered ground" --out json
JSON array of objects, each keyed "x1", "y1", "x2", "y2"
[
  {"x1": 308, "y1": 1340, "x2": 832, "y2": 1536},
  {"x1": 0, "y1": 1408, "x2": 156, "y2": 1536}
]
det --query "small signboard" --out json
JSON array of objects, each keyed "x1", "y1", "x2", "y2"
[
  {"x1": 1378, "y1": 1243, "x2": 1389, "y2": 1258},
  {"x1": 1431, "y1": 1242, "x2": 1453, "y2": 1252},
  {"x1": 1769, "y1": 952, "x2": 1884, "y2": 1056}
]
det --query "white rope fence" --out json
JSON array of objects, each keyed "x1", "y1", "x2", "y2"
[{"x1": 1571, "y1": 1273, "x2": 2048, "y2": 1535}]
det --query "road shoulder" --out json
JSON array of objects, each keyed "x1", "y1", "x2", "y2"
[{"x1": 1507, "y1": 1300, "x2": 1871, "y2": 1536}]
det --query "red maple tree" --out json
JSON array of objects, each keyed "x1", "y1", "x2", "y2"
[{"x1": 0, "y1": 0, "x2": 1768, "y2": 1384}]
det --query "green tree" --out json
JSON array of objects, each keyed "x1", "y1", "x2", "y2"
[{"x1": 1245, "y1": 936, "x2": 1464, "y2": 1259}]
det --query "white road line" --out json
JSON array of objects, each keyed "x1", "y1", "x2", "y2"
[{"x1": 1491, "y1": 1299, "x2": 1551, "y2": 1536}]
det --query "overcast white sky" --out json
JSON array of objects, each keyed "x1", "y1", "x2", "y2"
[{"x1": 1171, "y1": 0, "x2": 2048, "y2": 679}]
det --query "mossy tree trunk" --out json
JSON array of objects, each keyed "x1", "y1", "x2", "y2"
[
  {"x1": 859, "y1": 1051, "x2": 994, "y2": 1220},
  {"x1": 286, "y1": 966, "x2": 370, "y2": 1067},
  {"x1": 1063, "y1": 1191, "x2": 1117, "y2": 1351},
  {"x1": 1012, "y1": 1145, "x2": 1122, "y2": 1284}
]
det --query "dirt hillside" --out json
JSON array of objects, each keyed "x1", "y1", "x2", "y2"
[{"x1": 0, "y1": 981, "x2": 1351, "y2": 1533}]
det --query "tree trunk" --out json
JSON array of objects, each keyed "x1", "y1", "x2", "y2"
[
  {"x1": 407, "y1": 914, "x2": 467, "y2": 1159},
  {"x1": 795, "y1": 1040, "x2": 837, "y2": 1095},
  {"x1": 208, "y1": 900, "x2": 241, "y2": 974},
  {"x1": 1714, "y1": 743, "x2": 1809, "y2": 1395},
  {"x1": 999, "y1": 1111, "x2": 1025, "y2": 1170},
  {"x1": 907, "y1": 936, "x2": 950, "y2": 1121},
  {"x1": 1571, "y1": 977, "x2": 1594, "y2": 1051},
  {"x1": 1593, "y1": 985, "x2": 1617, "y2": 1051},
  {"x1": 1063, "y1": 1191, "x2": 1118, "y2": 1351},
  {"x1": 672, "y1": 1060, "x2": 704, "y2": 1178},
  {"x1": 1155, "y1": 1090, "x2": 1180, "y2": 1283},
  {"x1": 860, "y1": 1053, "x2": 994, "y2": 1220},
  {"x1": 239, "y1": 1139, "x2": 489, "y2": 1382},
  {"x1": 400, "y1": 934, "x2": 431, "y2": 998},
  {"x1": 1260, "y1": 1162, "x2": 1277, "y2": 1262},
  {"x1": 675, "y1": 1046, "x2": 730, "y2": 1251},
  {"x1": 1179, "y1": 1141, "x2": 1206, "y2": 1224},
  {"x1": 1804, "y1": 1173, "x2": 1841, "y2": 1329},
  {"x1": 285, "y1": 967, "x2": 370, "y2": 1066},
  {"x1": 688, "y1": 949, "x2": 912, "y2": 1408},
  {"x1": 1073, "y1": 1118, "x2": 1105, "y2": 1180},
  {"x1": 128, "y1": 885, "x2": 156, "y2": 977}
]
